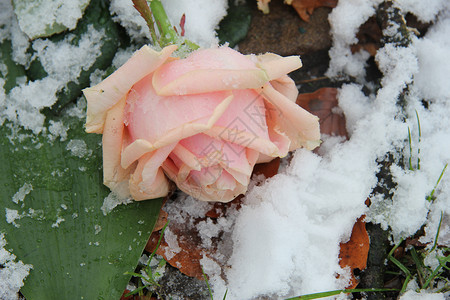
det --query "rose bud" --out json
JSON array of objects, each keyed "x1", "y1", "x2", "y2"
[{"x1": 83, "y1": 45, "x2": 320, "y2": 202}]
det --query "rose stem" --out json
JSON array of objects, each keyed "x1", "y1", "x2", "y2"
[
  {"x1": 149, "y1": 0, "x2": 179, "y2": 46},
  {"x1": 132, "y1": 0, "x2": 159, "y2": 46}
]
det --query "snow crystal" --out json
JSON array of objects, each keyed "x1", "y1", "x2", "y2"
[
  {"x1": 66, "y1": 139, "x2": 91, "y2": 158},
  {"x1": 0, "y1": 233, "x2": 32, "y2": 300},
  {"x1": 100, "y1": 192, "x2": 133, "y2": 216},
  {"x1": 13, "y1": 0, "x2": 90, "y2": 39},
  {"x1": 163, "y1": 227, "x2": 182, "y2": 261},
  {"x1": 48, "y1": 120, "x2": 68, "y2": 142},
  {"x1": 11, "y1": 183, "x2": 33, "y2": 204}
]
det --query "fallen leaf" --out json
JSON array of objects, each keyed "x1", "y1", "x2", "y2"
[
  {"x1": 290, "y1": 0, "x2": 338, "y2": 22},
  {"x1": 339, "y1": 216, "x2": 370, "y2": 289},
  {"x1": 351, "y1": 17, "x2": 382, "y2": 56},
  {"x1": 256, "y1": 0, "x2": 337, "y2": 22},
  {"x1": 297, "y1": 87, "x2": 348, "y2": 138}
]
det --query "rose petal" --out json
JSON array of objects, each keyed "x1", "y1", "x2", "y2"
[
  {"x1": 152, "y1": 47, "x2": 270, "y2": 96},
  {"x1": 102, "y1": 96, "x2": 133, "y2": 198},
  {"x1": 128, "y1": 143, "x2": 176, "y2": 200},
  {"x1": 123, "y1": 79, "x2": 234, "y2": 167},
  {"x1": 260, "y1": 84, "x2": 321, "y2": 150},
  {"x1": 255, "y1": 52, "x2": 302, "y2": 83},
  {"x1": 84, "y1": 45, "x2": 177, "y2": 133}
]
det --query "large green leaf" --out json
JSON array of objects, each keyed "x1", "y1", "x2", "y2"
[{"x1": 0, "y1": 111, "x2": 162, "y2": 299}]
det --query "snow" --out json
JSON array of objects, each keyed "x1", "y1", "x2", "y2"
[
  {"x1": 13, "y1": 0, "x2": 90, "y2": 39},
  {"x1": 11, "y1": 183, "x2": 33, "y2": 204},
  {"x1": 109, "y1": 0, "x2": 228, "y2": 48},
  {"x1": 100, "y1": 192, "x2": 132, "y2": 216},
  {"x1": 0, "y1": 233, "x2": 32, "y2": 300}
]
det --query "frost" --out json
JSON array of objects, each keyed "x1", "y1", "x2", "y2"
[{"x1": 0, "y1": 233, "x2": 33, "y2": 300}]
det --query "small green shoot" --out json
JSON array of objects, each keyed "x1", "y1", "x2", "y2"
[
  {"x1": 407, "y1": 110, "x2": 422, "y2": 171},
  {"x1": 202, "y1": 266, "x2": 214, "y2": 300},
  {"x1": 427, "y1": 164, "x2": 448, "y2": 202},
  {"x1": 125, "y1": 220, "x2": 170, "y2": 297},
  {"x1": 415, "y1": 110, "x2": 421, "y2": 170},
  {"x1": 285, "y1": 288, "x2": 398, "y2": 299},
  {"x1": 386, "y1": 211, "x2": 450, "y2": 295}
]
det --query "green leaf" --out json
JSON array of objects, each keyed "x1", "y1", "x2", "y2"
[
  {"x1": 12, "y1": 0, "x2": 90, "y2": 39},
  {"x1": 26, "y1": 0, "x2": 124, "y2": 112},
  {"x1": 0, "y1": 39, "x2": 27, "y2": 93},
  {"x1": 217, "y1": 0, "x2": 252, "y2": 48},
  {"x1": 0, "y1": 112, "x2": 163, "y2": 300}
]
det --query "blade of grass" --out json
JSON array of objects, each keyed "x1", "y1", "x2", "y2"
[
  {"x1": 202, "y1": 266, "x2": 214, "y2": 300},
  {"x1": 408, "y1": 126, "x2": 413, "y2": 171},
  {"x1": 410, "y1": 247, "x2": 425, "y2": 286},
  {"x1": 429, "y1": 211, "x2": 444, "y2": 253},
  {"x1": 427, "y1": 164, "x2": 448, "y2": 202},
  {"x1": 422, "y1": 255, "x2": 450, "y2": 289},
  {"x1": 415, "y1": 110, "x2": 421, "y2": 170}
]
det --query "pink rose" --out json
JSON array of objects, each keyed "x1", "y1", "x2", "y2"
[{"x1": 83, "y1": 45, "x2": 320, "y2": 202}]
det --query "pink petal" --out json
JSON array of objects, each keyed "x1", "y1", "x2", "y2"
[
  {"x1": 152, "y1": 47, "x2": 269, "y2": 96},
  {"x1": 260, "y1": 84, "x2": 321, "y2": 151},
  {"x1": 84, "y1": 45, "x2": 177, "y2": 133},
  {"x1": 102, "y1": 96, "x2": 133, "y2": 198},
  {"x1": 128, "y1": 143, "x2": 176, "y2": 200}
]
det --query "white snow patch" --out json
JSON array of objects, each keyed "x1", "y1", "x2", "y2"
[
  {"x1": 13, "y1": 0, "x2": 90, "y2": 39},
  {"x1": 11, "y1": 183, "x2": 33, "y2": 204},
  {"x1": 0, "y1": 233, "x2": 33, "y2": 300}
]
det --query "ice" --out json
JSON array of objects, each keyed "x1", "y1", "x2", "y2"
[{"x1": 0, "y1": 233, "x2": 32, "y2": 300}]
